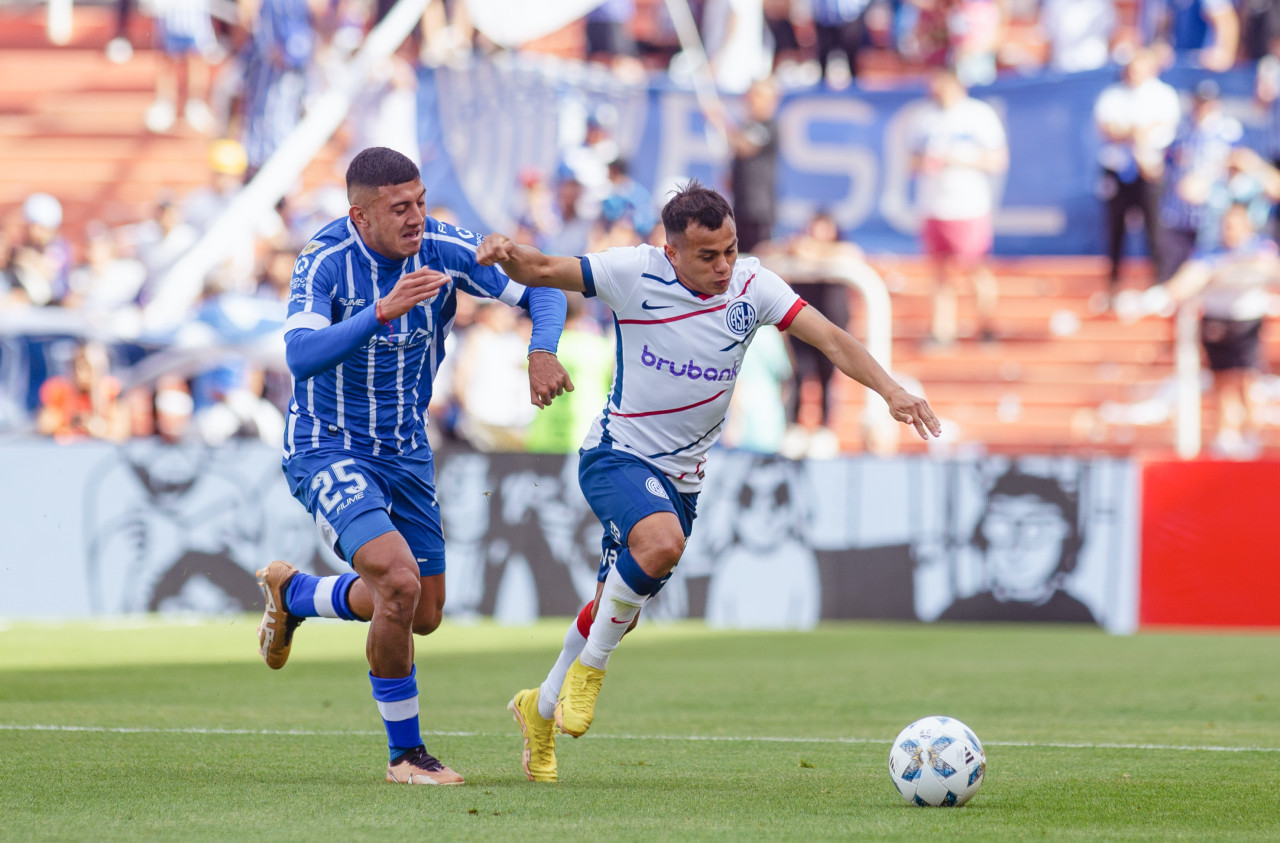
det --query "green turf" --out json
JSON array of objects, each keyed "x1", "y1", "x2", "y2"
[{"x1": 1, "y1": 618, "x2": 1277, "y2": 841}]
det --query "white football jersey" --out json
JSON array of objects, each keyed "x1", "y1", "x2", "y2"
[{"x1": 580, "y1": 243, "x2": 804, "y2": 492}]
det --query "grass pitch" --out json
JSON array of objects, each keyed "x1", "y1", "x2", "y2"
[{"x1": 1, "y1": 618, "x2": 1277, "y2": 841}]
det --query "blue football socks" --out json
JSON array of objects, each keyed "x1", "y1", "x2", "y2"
[
  {"x1": 370, "y1": 667, "x2": 423, "y2": 761},
  {"x1": 283, "y1": 572, "x2": 361, "y2": 621}
]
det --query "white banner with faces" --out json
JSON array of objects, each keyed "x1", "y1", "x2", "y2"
[{"x1": 0, "y1": 443, "x2": 1139, "y2": 632}]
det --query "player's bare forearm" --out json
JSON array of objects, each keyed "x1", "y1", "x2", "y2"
[{"x1": 476, "y1": 233, "x2": 586, "y2": 292}]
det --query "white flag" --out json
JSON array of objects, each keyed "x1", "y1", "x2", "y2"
[{"x1": 464, "y1": 0, "x2": 606, "y2": 48}]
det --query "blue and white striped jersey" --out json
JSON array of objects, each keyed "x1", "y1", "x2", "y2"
[
  {"x1": 1159, "y1": 112, "x2": 1242, "y2": 231},
  {"x1": 283, "y1": 216, "x2": 527, "y2": 457}
]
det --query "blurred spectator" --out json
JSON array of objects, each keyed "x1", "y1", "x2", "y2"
[
  {"x1": 562, "y1": 107, "x2": 621, "y2": 221},
  {"x1": 1201, "y1": 147, "x2": 1280, "y2": 247},
  {"x1": 152, "y1": 375, "x2": 198, "y2": 444},
  {"x1": 65, "y1": 223, "x2": 147, "y2": 311},
  {"x1": 452, "y1": 301, "x2": 537, "y2": 451},
  {"x1": 1093, "y1": 48, "x2": 1180, "y2": 295},
  {"x1": 586, "y1": 0, "x2": 642, "y2": 73},
  {"x1": 1139, "y1": 0, "x2": 1239, "y2": 71},
  {"x1": 602, "y1": 158, "x2": 657, "y2": 240},
  {"x1": 1158, "y1": 203, "x2": 1279, "y2": 458},
  {"x1": 1241, "y1": 0, "x2": 1280, "y2": 62},
  {"x1": 908, "y1": 0, "x2": 953, "y2": 68},
  {"x1": 145, "y1": 0, "x2": 219, "y2": 134},
  {"x1": 1156, "y1": 79, "x2": 1242, "y2": 282},
  {"x1": 909, "y1": 68, "x2": 1008, "y2": 344},
  {"x1": 757, "y1": 211, "x2": 858, "y2": 457},
  {"x1": 37, "y1": 341, "x2": 130, "y2": 443},
  {"x1": 705, "y1": 77, "x2": 780, "y2": 253},
  {"x1": 512, "y1": 168, "x2": 559, "y2": 249},
  {"x1": 524, "y1": 294, "x2": 613, "y2": 454},
  {"x1": 421, "y1": 0, "x2": 475, "y2": 66},
  {"x1": 255, "y1": 246, "x2": 298, "y2": 300},
  {"x1": 192, "y1": 361, "x2": 286, "y2": 446},
  {"x1": 1255, "y1": 37, "x2": 1280, "y2": 168},
  {"x1": 1039, "y1": 0, "x2": 1116, "y2": 74},
  {"x1": 240, "y1": 0, "x2": 321, "y2": 178},
  {"x1": 183, "y1": 139, "x2": 250, "y2": 231},
  {"x1": 810, "y1": 0, "x2": 873, "y2": 84},
  {"x1": 702, "y1": 0, "x2": 770, "y2": 94},
  {"x1": 544, "y1": 174, "x2": 593, "y2": 257},
  {"x1": 176, "y1": 138, "x2": 285, "y2": 298},
  {"x1": 5, "y1": 193, "x2": 72, "y2": 307},
  {"x1": 946, "y1": 0, "x2": 1002, "y2": 87},
  {"x1": 763, "y1": 0, "x2": 804, "y2": 71},
  {"x1": 129, "y1": 196, "x2": 200, "y2": 295}
]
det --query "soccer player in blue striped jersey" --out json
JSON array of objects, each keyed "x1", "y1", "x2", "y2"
[
  {"x1": 255, "y1": 146, "x2": 573, "y2": 786},
  {"x1": 480, "y1": 181, "x2": 940, "y2": 783}
]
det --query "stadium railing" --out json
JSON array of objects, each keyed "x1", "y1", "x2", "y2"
[
  {"x1": 756, "y1": 254, "x2": 898, "y2": 455},
  {"x1": 1174, "y1": 302, "x2": 1202, "y2": 459}
]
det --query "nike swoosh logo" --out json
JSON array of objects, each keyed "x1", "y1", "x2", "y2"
[
  {"x1": 610, "y1": 616, "x2": 629, "y2": 624},
  {"x1": 641, "y1": 301, "x2": 672, "y2": 311}
]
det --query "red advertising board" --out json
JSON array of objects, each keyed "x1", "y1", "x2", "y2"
[{"x1": 1141, "y1": 460, "x2": 1280, "y2": 628}]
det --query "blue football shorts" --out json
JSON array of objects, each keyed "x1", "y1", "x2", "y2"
[
  {"x1": 578, "y1": 446, "x2": 699, "y2": 583},
  {"x1": 282, "y1": 446, "x2": 446, "y2": 576}
]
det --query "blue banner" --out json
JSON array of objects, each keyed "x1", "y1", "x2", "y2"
[{"x1": 418, "y1": 60, "x2": 1270, "y2": 256}]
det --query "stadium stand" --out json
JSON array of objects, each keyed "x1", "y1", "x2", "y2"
[{"x1": 1, "y1": 1, "x2": 1276, "y2": 459}]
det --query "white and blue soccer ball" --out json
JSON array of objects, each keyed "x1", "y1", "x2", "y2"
[{"x1": 888, "y1": 715, "x2": 986, "y2": 807}]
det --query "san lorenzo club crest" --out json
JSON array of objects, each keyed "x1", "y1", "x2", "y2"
[{"x1": 726, "y1": 301, "x2": 756, "y2": 335}]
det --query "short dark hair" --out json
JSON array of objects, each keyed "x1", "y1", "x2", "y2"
[
  {"x1": 661, "y1": 180, "x2": 733, "y2": 237},
  {"x1": 346, "y1": 147, "x2": 420, "y2": 199}
]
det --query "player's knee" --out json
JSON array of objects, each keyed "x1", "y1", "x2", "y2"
[
  {"x1": 374, "y1": 568, "x2": 421, "y2": 626},
  {"x1": 412, "y1": 597, "x2": 443, "y2": 636},
  {"x1": 636, "y1": 532, "x2": 684, "y2": 574}
]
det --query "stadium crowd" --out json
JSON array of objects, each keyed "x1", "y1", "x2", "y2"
[{"x1": 5, "y1": 0, "x2": 1280, "y2": 458}]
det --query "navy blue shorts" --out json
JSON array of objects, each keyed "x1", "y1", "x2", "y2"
[
  {"x1": 578, "y1": 447, "x2": 698, "y2": 582},
  {"x1": 282, "y1": 447, "x2": 445, "y2": 576}
]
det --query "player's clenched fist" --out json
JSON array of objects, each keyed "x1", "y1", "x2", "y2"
[
  {"x1": 476, "y1": 233, "x2": 517, "y2": 267},
  {"x1": 379, "y1": 267, "x2": 449, "y2": 321}
]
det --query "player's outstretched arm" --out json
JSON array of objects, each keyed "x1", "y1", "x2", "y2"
[
  {"x1": 785, "y1": 305, "x2": 941, "y2": 441},
  {"x1": 476, "y1": 233, "x2": 587, "y2": 292}
]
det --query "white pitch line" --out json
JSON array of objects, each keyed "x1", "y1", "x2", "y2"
[{"x1": 2, "y1": 724, "x2": 1277, "y2": 753}]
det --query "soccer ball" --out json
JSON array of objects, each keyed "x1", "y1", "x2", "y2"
[{"x1": 888, "y1": 715, "x2": 986, "y2": 807}]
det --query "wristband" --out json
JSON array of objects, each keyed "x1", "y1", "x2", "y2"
[
  {"x1": 375, "y1": 299, "x2": 391, "y2": 327},
  {"x1": 528, "y1": 349, "x2": 557, "y2": 359}
]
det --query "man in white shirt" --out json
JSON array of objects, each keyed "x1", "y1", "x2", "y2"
[
  {"x1": 477, "y1": 181, "x2": 940, "y2": 783},
  {"x1": 909, "y1": 68, "x2": 1009, "y2": 345},
  {"x1": 1040, "y1": 0, "x2": 1116, "y2": 74},
  {"x1": 1093, "y1": 47, "x2": 1181, "y2": 295}
]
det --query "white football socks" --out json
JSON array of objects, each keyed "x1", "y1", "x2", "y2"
[
  {"x1": 538, "y1": 616, "x2": 588, "y2": 720},
  {"x1": 580, "y1": 565, "x2": 647, "y2": 670}
]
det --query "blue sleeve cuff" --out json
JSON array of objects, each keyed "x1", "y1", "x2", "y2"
[
  {"x1": 579, "y1": 256, "x2": 596, "y2": 298},
  {"x1": 524, "y1": 286, "x2": 567, "y2": 355},
  {"x1": 285, "y1": 305, "x2": 381, "y2": 381}
]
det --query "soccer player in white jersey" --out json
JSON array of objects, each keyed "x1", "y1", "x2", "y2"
[
  {"x1": 254, "y1": 147, "x2": 573, "y2": 786},
  {"x1": 476, "y1": 181, "x2": 940, "y2": 782}
]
